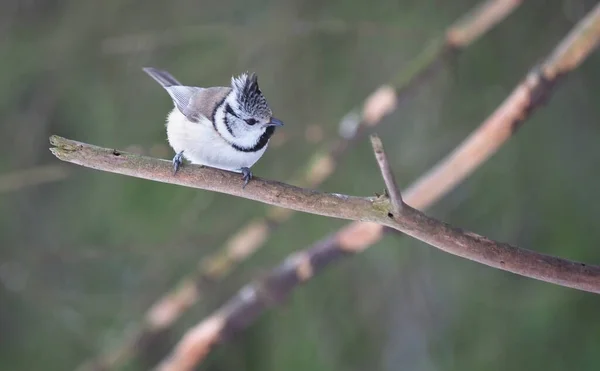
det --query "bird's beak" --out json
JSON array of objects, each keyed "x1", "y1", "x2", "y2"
[{"x1": 267, "y1": 117, "x2": 284, "y2": 127}]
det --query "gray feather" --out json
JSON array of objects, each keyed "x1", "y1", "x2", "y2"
[
  {"x1": 164, "y1": 86, "x2": 203, "y2": 119},
  {"x1": 144, "y1": 67, "x2": 233, "y2": 123},
  {"x1": 143, "y1": 67, "x2": 204, "y2": 122},
  {"x1": 143, "y1": 67, "x2": 182, "y2": 87}
]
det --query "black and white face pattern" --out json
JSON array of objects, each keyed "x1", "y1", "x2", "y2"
[
  {"x1": 229, "y1": 73, "x2": 272, "y2": 126},
  {"x1": 215, "y1": 73, "x2": 277, "y2": 152}
]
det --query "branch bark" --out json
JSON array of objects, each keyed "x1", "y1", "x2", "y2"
[{"x1": 50, "y1": 136, "x2": 381, "y2": 221}]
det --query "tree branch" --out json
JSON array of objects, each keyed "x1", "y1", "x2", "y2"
[
  {"x1": 151, "y1": 3, "x2": 600, "y2": 370},
  {"x1": 50, "y1": 136, "x2": 381, "y2": 222},
  {"x1": 50, "y1": 133, "x2": 600, "y2": 295},
  {"x1": 370, "y1": 135, "x2": 404, "y2": 213}
]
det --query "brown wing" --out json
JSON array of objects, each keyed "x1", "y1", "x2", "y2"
[{"x1": 185, "y1": 87, "x2": 232, "y2": 122}]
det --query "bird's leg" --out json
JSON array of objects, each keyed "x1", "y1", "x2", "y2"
[
  {"x1": 172, "y1": 151, "x2": 184, "y2": 175},
  {"x1": 240, "y1": 167, "x2": 253, "y2": 188}
]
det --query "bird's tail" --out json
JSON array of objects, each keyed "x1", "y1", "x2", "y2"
[{"x1": 143, "y1": 67, "x2": 182, "y2": 87}]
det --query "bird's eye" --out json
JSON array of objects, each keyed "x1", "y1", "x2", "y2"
[{"x1": 245, "y1": 118, "x2": 257, "y2": 126}]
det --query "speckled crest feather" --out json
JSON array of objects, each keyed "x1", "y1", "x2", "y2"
[{"x1": 231, "y1": 72, "x2": 272, "y2": 119}]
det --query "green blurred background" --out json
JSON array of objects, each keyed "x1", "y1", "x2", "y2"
[{"x1": 2, "y1": 0, "x2": 600, "y2": 370}]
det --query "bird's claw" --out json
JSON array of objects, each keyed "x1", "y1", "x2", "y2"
[
  {"x1": 172, "y1": 151, "x2": 184, "y2": 175},
  {"x1": 240, "y1": 167, "x2": 252, "y2": 188}
]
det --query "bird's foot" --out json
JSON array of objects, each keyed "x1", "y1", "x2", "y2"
[
  {"x1": 172, "y1": 151, "x2": 184, "y2": 175},
  {"x1": 240, "y1": 167, "x2": 253, "y2": 188}
]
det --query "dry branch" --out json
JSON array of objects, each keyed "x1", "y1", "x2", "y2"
[
  {"x1": 151, "y1": 3, "x2": 600, "y2": 370},
  {"x1": 370, "y1": 135, "x2": 404, "y2": 213},
  {"x1": 50, "y1": 136, "x2": 379, "y2": 220},
  {"x1": 74, "y1": 3, "x2": 523, "y2": 370}
]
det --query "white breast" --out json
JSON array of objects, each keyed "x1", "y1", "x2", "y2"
[{"x1": 165, "y1": 109, "x2": 268, "y2": 172}]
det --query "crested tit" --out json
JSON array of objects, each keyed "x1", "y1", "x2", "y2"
[{"x1": 143, "y1": 67, "x2": 283, "y2": 187}]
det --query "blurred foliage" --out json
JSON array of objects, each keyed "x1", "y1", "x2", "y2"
[{"x1": 1, "y1": 0, "x2": 600, "y2": 370}]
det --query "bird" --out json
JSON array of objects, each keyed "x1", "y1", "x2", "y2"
[{"x1": 142, "y1": 67, "x2": 283, "y2": 188}]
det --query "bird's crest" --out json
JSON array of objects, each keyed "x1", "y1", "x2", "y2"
[{"x1": 231, "y1": 72, "x2": 272, "y2": 119}]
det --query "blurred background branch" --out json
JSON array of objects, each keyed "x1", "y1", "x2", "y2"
[
  {"x1": 74, "y1": 2, "x2": 523, "y2": 370},
  {"x1": 101, "y1": 0, "x2": 522, "y2": 55},
  {"x1": 102, "y1": 20, "x2": 431, "y2": 55},
  {"x1": 0, "y1": 164, "x2": 69, "y2": 194}
]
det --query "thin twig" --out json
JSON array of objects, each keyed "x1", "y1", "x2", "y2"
[
  {"x1": 151, "y1": 4, "x2": 600, "y2": 370},
  {"x1": 370, "y1": 135, "x2": 403, "y2": 213},
  {"x1": 75, "y1": 2, "x2": 524, "y2": 370}
]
